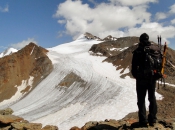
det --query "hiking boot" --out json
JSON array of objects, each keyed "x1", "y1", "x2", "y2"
[
  {"x1": 149, "y1": 122, "x2": 155, "y2": 126},
  {"x1": 148, "y1": 120, "x2": 157, "y2": 126},
  {"x1": 139, "y1": 122, "x2": 148, "y2": 127}
]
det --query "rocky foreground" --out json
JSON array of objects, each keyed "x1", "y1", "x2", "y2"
[{"x1": 0, "y1": 111, "x2": 175, "y2": 130}]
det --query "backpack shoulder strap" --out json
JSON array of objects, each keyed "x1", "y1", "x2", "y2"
[
  {"x1": 133, "y1": 46, "x2": 144, "y2": 54},
  {"x1": 144, "y1": 44, "x2": 161, "y2": 55}
]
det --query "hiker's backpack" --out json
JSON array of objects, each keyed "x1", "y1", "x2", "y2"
[{"x1": 143, "y1": 44, "x2": 163, "y2": 80}]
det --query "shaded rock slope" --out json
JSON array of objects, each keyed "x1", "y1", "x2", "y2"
[{"x1": 0, "y1": 42, "x2": 53, "y2": 103}]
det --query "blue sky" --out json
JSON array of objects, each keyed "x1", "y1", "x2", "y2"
[{"x1": 0, "y1": 0, "x2": 175, "y2": 52}]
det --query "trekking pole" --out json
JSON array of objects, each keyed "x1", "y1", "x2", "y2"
[
  {"x1": 158, "y1": 35, "x2": 160, "y2": 47},
  {"x1": 160, "y1": 36, "x2": 162, "y2": 52},
  {"x1": 161, "y1": 42, "x2": 167, "y2": 87},
  {"x1": 157, "y1": 35, "x2": 161, "y2": 89}
]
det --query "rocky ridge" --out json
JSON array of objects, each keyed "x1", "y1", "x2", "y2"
[
  {"x1": 0, "y1": 42, "x2": 53, "y2": 103},
  {"x1": 84, "y1": 32, "x2": 117, "y2": 41}
]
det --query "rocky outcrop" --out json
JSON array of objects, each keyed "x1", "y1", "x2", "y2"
[
  {"x1": 84, "y1": 32, "x2": 102, "y2": 41},
  {"x1": 103, "y1": 35, "x2": 117, "y2": 41},
  {"x1": 0, "y1": 108, "x2": 58, "y2": 130},
  {"x1": 0, "y1": 42, "x2": 53, "y2": 103},
  {"x1": 89, "y1": 37, "x2": 139, "y2": 57},
  {"x1": 0, "y1": 108, "x2": 13, "y2": 115}
]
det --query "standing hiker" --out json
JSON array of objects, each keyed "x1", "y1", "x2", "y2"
[{"x1": 131, "y1": 33, "x2": 161, "y2": 127}]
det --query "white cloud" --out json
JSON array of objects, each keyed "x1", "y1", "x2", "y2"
[
  {"x1": 0, "y1": 5, "x2": 9, "y2": 12},
  {"x1": 126, "y1": 22, "x2": 175, "y2": 44},
  {"x1": 109, "y1": 0, "x2": 158, "y2": 6},
  {"x1": 155, "y1": 12, "x2": 167, "y2": 21},
  {"x1": 54, "y1": 0, "x2": 175, "y2": 46},
  {"x1": 154, "y1": 3, "x2": 175, "y2": 21},
  {"x1": 54, "y1": 0, "x2": 151, "y2": 39},
  {"x1": 169, "y1": 4, "x2": 175, "y2": 14},
  {"x1": 10, "y1": 38, "x2": 38, "y2": 50},
  {"x1": 58, "y1": 20, "x2": 66, "y2": 24},
  {"x1": 171, "y1": 19, "x2": 175, "y2": 25}
]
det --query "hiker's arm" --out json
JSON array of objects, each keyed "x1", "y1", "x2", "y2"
[{"x1": 131, "y1": 52, "x2": 138, "y2": 79}]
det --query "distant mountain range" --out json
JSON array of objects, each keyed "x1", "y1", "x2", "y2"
[{"x1": 0, "y1": 48, "x2": 18, "y2": 58}]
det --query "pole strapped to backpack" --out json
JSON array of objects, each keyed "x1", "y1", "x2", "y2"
[{"x1": 158, "y1": 35, "x2": 167, "y2": 89}]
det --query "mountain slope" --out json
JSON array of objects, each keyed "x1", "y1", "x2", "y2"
[
  {"x1": 0, "y1": 34, "x2": 172, "y2": 130},
  {"x1": 0, "y1": 43, "x2": 53, "y2": 105}
]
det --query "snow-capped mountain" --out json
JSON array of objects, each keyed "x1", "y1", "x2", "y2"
[
  {"x1": 0, "y1": 33, "x2": 174, "y2": 130},
  {"x1": 0, "y1": 48, "x2": 18, "y2": 58}
]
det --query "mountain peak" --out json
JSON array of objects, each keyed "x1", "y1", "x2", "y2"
[{"x1": 84, "y1": 32, "x2": 102, "y2": 41}]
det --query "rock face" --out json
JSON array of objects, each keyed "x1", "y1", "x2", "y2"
[
  {"x1": 89, "y1": 37, "x2": 139, "y2": 57},
  {"x1": 0, "y1": 42, "x2": 53, "y2": 103},
  {"x1": 84, "y1": 32, "x2": 102, "y2": 41}
]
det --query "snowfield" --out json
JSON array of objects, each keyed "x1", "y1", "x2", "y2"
[{"x1": 0, "y1": 34, "x2": 163, "y2": 130}]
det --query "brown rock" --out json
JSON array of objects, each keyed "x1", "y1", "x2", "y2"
[
  {"x1": 0, "y1": 115, "x2": 23, "y2": 124},
  {"x1": 42, "y1": 125, "x2": 59, "y2": 130},
  {"x1": 81, "y1": 121, "x2": 98, "y2": 130},
  {"x1": 11, "y1": 122, "x2": 26, "y2": 129},
  {"x1": 0, "y1": 108, "x2": 13, "y2": 115},
  {"x1": 0, "y1": 126, "x2": 11, "y2": 130},
  {"x1": 70, "y1": 126, "x2": 81, "y2": 130},
  {"x1": 23, "y1": 123, "x2": 42, "y2": 130}
]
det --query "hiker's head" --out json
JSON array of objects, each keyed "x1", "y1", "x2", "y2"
[{"x1": 139, "y1": 33, "x2": 150, "y2": 46}]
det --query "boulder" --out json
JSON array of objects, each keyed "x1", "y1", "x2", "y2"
[
  {"x1": 0, "y1": 115, "x2": 23, "y2": 124},
  {"x1": 0, "y1": 108, "x2": 13, "y2": 115}
]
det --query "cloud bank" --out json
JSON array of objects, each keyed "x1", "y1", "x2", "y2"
[{"x1": 54, "y1": 0, "x2": 175, "y2": 44}]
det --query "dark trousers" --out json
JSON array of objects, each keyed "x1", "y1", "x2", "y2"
[{"x1": 136, "y1": 79, "x2": 157, "y2": 123}]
